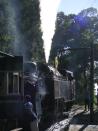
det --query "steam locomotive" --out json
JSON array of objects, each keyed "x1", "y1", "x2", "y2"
[
  {"x1": 24, "y1": 62, "x2": 75, "y2": 130},
  {"x1": 0, "y1": 52, "x2": 75, "y2": 130}
]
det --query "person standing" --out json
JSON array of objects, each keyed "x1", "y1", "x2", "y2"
[
  {"x1": 24, "y1": 95, "x2": 39, "y2": 131},
  {"x1": 96, "y1": 88, "x2": 98, "y2": 106},
  {"x1": 84, "y1": 88, "x2": 90, "y2": 111}
]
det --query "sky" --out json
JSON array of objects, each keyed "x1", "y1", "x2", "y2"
[
  {"x1": 40, "y1": 0, "x2": 61, "y2": 62},
  {"x1": 58, "y1": 0, "x2": 98, "y2": 15},
  {"x1": 40, "y1": 0, "x2": 98, "y2": 63}
]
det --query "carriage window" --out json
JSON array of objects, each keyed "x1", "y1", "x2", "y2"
[
  {"x1": 13, "y1": 73, "x2": 19, "y2": 93},
  {"x1": 8, "y1": 72, "x2": 20, "y2": 94},
  {"x1": 0, "y1": 72, "x2": 6, "y2": 95},
  {"x1": 8, "y1": 72, "x2": 13, "y2": 93}
]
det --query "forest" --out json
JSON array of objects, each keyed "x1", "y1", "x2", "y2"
[
  {"x1": 49, "y1": 7, "x2": 98, "y2": 101},
  {"x1": 0, "y1": 0, "x2": 45, "y2": 62}
]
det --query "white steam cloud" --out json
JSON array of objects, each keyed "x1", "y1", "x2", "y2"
[{"x1": 40, "y1": 0, "x2": 61, "y2": 63}]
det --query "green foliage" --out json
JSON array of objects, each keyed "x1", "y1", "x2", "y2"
[
  {"x1": 49, "y1": 7, "x2": 98, "y2": 101},
  {"x1": 18, "y1": 0, "x2": 45, "y2": 61},
  {"x1": 0, "y1": 0, "x2": 45, "y2": 62},
  {"x1": 0, "y1": 1, "x2": 13, "y2": 53},
  {"x1": 49, "y1": 7, "x2": 98, "y2": 71}
]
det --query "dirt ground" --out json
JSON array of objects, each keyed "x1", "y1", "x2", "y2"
[
  {"x1": 67, "y1": 106, "x2": 98, "y2": 131},
  {"x1": 47, "y1": 105, "x2": 98, "y2": 131}
]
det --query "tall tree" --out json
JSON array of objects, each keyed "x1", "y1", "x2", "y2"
[
  {"x1": 49, "y1": 7, "x2": 98, "y2": 101},
  {"x1": 49, "y1": 8, "x2": 98, "y2": 72},
  {"x1": 0, "y1": 0, "x2": 45, "y2": 62},
  {"x1": 0, "y1": 0, "x2": 14, "y2": 53},
  {"x1": 19, "y1": 0, "x2": 45, "y2": 61}
]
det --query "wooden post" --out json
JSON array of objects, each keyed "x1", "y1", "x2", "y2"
[{"x1": 90, "y1": 40, "x2": 94, "y2": 122}]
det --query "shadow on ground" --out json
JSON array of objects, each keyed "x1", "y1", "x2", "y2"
[
  {"x1": 66, "y1": 109, "x2": 98, "y2": 131},
  {"x1": 71, "y1": 110, "x2": 98, "y2": 124}
]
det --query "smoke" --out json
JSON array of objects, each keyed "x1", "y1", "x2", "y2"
[
  {"x1": 6, "y1": 0, "x2": 61, "y2": 62},
  {"x1": 40, "y1": 0, "x2": 61, "y2": 63},
  {"x1": 6, "y1": 0, "x2": 26, "y2": 60}
]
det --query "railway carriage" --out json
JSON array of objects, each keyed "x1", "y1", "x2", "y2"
[{"x1": 0, "y1": 52, "x2": 24, "y2": 130}]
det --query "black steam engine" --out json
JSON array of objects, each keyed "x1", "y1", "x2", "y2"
[
  {"x1": 36, "y1": 63, "x2": 75, "y2": 130},
  {"x1": 24, "y1": 61, "x2": 75, "y2": 130},
  {"x1": 0, "y1": 52, "x2": 75, "y2": 130}
]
